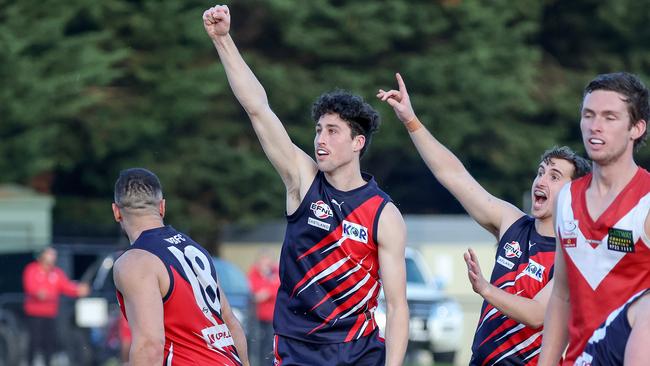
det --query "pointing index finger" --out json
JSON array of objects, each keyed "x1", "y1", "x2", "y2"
[{"x1": 396, "y1": 73, "x2": 408, "y2": 94}]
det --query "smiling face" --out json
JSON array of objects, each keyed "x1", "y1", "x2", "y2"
[
  {"x1": 530, "y1": 158, "x2": 576, "y2": 220},
  {"x1": 580, "y1": 90, "x2": 646, "y2": 166},
  {"x1": 314, "y1": 113, "x2": 365, "y2": 173}
]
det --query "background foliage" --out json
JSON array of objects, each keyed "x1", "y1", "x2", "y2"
[{"x1": 2, "y1": 0, "x2": 649, "y2": 251}]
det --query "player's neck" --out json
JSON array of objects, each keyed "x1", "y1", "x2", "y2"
[
  {"x1": 590, "y1": 157, "x2": 638, "y2": 197},
  {"x1": 534, "y1": 216, "x2": 555, "y2": 238},
  {"x1": 323, "y1": 164, "x2": 365, "y2": 192},
  {"x1": 123, "y1": 217, "x2": 165, "y2": 244}
]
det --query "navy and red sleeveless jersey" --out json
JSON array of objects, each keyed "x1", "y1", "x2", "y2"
[
  {"x1": 470, "y1": 215, "x2": 555, "y2": 366},
  {"x1": 116, "y1": 226, "x2": 242, "y2": 366},
  {"x1": 273, "y1": 171, "x2": 391, "y2": 343},
  {"x1": 575, "y1": 288, "x2": 650, "y2": 366},
  {"x1": 556, "y1": 168, "x2": 650, "y2": 365}
]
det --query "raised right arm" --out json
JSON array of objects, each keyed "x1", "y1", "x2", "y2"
[
  {"x1": 378, "y1": 73, "x2": 522, "y2": 237},
  {"x1": 203, "y1": 5, "x2": 316, "y2": 210}
]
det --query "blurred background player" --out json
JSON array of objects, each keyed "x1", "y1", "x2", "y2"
[
  {"x1": 247, "y1": 249, "x2": 280, "y2": 365},
  {"x1": 22, "y1": 246, "x2": 90, "y2": 366},
  {"x1": 378, "y1": 73, "x2": 590, "y2": 365}
]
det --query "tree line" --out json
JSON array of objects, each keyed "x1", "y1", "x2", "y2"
[{"x1": 2, "y1": 0, "x2": 649, "y2": 251}]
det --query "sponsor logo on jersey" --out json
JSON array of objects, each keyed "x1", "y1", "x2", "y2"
[
  {"x1": 201, "y1": 323, "x2": 234, "y2": 350},
  {"x1": 586, "y1": 239, "x2": 601, "y2": 249},
  {"x1": 310, "y1": 200, "x2": 333, "y2": 219},
  {"x1": 331, "y1": 199, "x2": 344, "y2": 211},
  {"x1": 504, "y1": 241, "x2": 522, "y2": 259},
  {"x1": 164, "y1": 233, "x2": 186, "y2": 245},
  {"x1": 342, "y1": 220, "x2": 368, "y2": 243},
  {"x1": 523, "y1": 258, "x2": 545, "y2": 282},
  {"x1": 497, "y1": 255, "x2": 515, "y2": 270},
  {"x1": 607, "y1": 227, "x2": 634, "y2": 253},
  {"x1": 561, "y1": 220, "x2": 578, "y2": 247},
  {"x1": 307, "y1": 217, "x2": 331, "y2": 231}
]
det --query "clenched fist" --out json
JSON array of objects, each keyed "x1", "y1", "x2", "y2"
[{"x1": 203, "y1": 5, "x2": 230, "y2": 39}]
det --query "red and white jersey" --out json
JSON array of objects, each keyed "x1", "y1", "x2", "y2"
[
  {"x1": 555, "y1": 168, "x2": 650, "y2": 365},
  {"x1": 117, "y1": 226, "x2": 242, "y2": 366}
]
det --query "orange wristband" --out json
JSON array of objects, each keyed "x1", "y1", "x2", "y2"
[{"x1": 404, "y1": 116, "x2": 423, "y2": 133}]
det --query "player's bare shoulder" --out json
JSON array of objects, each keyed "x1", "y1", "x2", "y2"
[
  {"x1": 376, "y1": 202, "x2": 407, "y2": 247},
  {"x1": 113, "y1": 249, "x2": 168, "y2": 294}
]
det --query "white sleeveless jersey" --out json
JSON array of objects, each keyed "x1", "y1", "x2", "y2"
[{"x1": 555, "y1": 168, "x2": 650, "y2": 365}]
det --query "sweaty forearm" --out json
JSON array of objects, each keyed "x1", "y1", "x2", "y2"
[{"x1": 211, "y1": 34, "x2": 269, "y2": 116}]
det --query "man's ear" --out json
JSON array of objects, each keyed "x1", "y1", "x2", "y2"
[
  {"x1": 159, "y1": 199, "x2": 166, "y2": 218},
  {"x1": 631, "y1": 119, "x2": 647, "y2": 141},
  {"x1": 112, "y1": 203, "x2": 122, "y2": 222},
  {"x1": 353, "y1": 134, "x2": 366, "y2": 153}
]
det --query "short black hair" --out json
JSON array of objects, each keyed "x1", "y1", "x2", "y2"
[
  {"x1": 584, "y1": 72, "x2": 650, "y2": 149},
  {"x1": 540, "y1": 146, "x2": 591, "y2": 179},
  {"x1": 114, "y1": 168, "x2": 163, "y2": 211},
  {"x1": 311, "y1": 90, "x2": 380, "y2": 157}
]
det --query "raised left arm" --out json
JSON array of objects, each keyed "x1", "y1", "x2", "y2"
[{"x1": 377, "y1": 202, "x2": 409, "y2": 366}]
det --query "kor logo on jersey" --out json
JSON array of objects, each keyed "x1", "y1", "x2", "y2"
[
  {"x1": 523, "y1": 258, "x2": 546, "y2": 282},
  {"x1": 310, "y1": 200, "x2": 333, "y2": 219},
  {"x1": 164, "y1": 233, "x2": 186, "y2": 245},
  {"x1": 504, "y1": 241, "x2": 522, "y2": 259},
  {"x1": 342, "y1": 220, "x2": 368, "y2": 244}
]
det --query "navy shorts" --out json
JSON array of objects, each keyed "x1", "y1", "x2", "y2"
[{"x1": 272, "y1": 332, "x2": 386, "y2": 366}]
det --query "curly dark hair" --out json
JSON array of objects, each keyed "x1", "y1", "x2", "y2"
[
  {"x1": 311, "y1": 90, "x2": 380, "y2": 157},
  {"x1": 584, "y1": 72, "x2": 650, "y2": 149}
]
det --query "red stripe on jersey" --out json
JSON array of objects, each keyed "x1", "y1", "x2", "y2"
[{"x1": 297, "y1": 195, "x2": 383, "y2": 260}]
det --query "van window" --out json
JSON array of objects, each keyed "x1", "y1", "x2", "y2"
[{"x1": 405, "y1": 257, "x2": 426, "y2": 285}]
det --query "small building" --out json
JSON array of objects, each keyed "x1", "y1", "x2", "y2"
[{"x1": 0, "y1": 185, "x2": 54, "y2": 253}]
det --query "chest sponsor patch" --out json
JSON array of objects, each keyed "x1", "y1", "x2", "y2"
[
  {"x1": 607, "y1": 228, "x2": 634, "y2": 253},
  {"x1": 308, "y1": 217, "x2": 331, "y2": 231},
  {"x1": 504, "y1": 241, "x2": 522, "y2": 259},
  {"x1": 523, "y1": 258, "x2": 545, "y2": 282},
  {"x1": 497, "y1": 255, "x2": 515, "y2": 270},
  {"x1": 310, "y1": 200, "x2": 333, "y2": 219},
  {"x1": 342, "y1": 220, "x2": 368, "y2": 243}
]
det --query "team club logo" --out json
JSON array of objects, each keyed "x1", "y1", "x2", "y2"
[
  {"x1": 523, "y1": 258, "x2": 545, "y2": 282},
  {"x1": 561, "y1": 219, "x2": 579, "y2": 247},
  {"x1": 310, "y1": 200, "x2": 333, "y2": 219},
  {"x1": 504, "y1": 241, "x2": 522, "y2": 259},
  {"x1": 342, "y1": 220, "x2": 368, "y2": 244}
]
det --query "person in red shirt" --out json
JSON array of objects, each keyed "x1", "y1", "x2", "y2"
[
  {"x1": 247, "y1": 250, "x2": 280, "y2": 365},
  {"x1": 22, "y1": 246, "x2": 89, "y2": 366}
]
